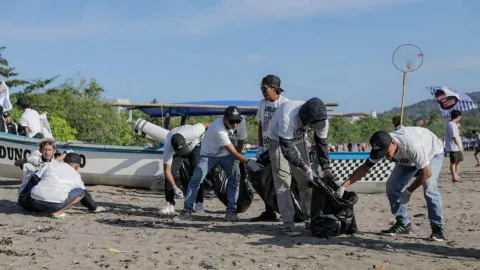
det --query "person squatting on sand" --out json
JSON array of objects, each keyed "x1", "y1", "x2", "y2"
[
  {"x1": 251, "y1": 74, "x2": 289, "y2": 222},
  {"x1": 267, "y1": 97, "x2": 333, "y2": 236},
  {"x1": 473, "y1": 130, "x2": 480, "y2": 167},
  {"x1": 17, "y1": 153, "x2": 105, "y2": 218},
  {"x1": 175, "y1": 106, "x2": 264, "y2": 222},
  {"x1": 336, "y1": 127, "x2": 446, "y2": 241},
  {"x1": 159, "y1": 122, "x2": 210, "y2": 214}
]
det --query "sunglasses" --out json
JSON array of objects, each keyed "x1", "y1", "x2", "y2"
[
  {"x1": 229, "y1": 119, "x2": 242, "y2": 125},
  {"x1": 260, "y1": 85, "x2": 275, "y2": 92}
]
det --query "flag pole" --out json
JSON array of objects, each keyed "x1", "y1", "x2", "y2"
[{"x1": 400, "y1": 72, "x2": 407, "y2": 126}]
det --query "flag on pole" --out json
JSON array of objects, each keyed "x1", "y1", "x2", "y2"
[
  {"x1": 39, "y1": 113, "x2": 54, "y2": 139},
  {"x1": 0, "y1": 80, "x2": 12, "y2": 112},
  {"x1": 425, "y1": 85, "x2": 478, "y2": 117}
]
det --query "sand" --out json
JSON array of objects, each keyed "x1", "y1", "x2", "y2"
[{"x1": 1, "y1": 154, "x2": 480, "y2": 270}]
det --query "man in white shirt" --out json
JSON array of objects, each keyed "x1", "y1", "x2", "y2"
[
  {"x1": 252, "y1": 75, "x2": 289, "y2": 222},
  {"x1": 17, "y1": 97, "x2": 43, "y2": 138},
  {"x1": 26, "y1": 153, "x2": 104, "y2": 218},
  {"x1": 267, "y1": 97, "x2": 333, "y2": 236},
  {"x1": 176, "y1": 106, "x2": 263, "y2": 222},
  {"x1": 392, "y1": 115, "x2": 404, "y2": 130},
  {"x1": 159, "y1": 122, "x2": 209, "y2": 214},
  {"x1": 445, "y1": 110, "x2": 463, "y2": 182},
  {"x1": 337, "y1": 127, "x2": 445, "y2": 241},
  {"x1": 473, "y1": 130, "x2": 480, "y2": 167}
]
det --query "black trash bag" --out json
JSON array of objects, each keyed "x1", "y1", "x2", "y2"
[
  {"x1": 170, "y1": 156, "x2": 192, "y2": 193},
  {"x1": 207, "y1": 163, "x2": 254, "y2": 213},
  {"x1": 248, "y1": 152, "x2": 304, "y2": 222},
  {"x1": 310, "y1": 176, "x2": 358, "y2": 238}
]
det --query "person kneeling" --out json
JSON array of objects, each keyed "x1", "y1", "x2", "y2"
[{"x1": 22, "y1": 153, "x2": 105, "y2": 218}]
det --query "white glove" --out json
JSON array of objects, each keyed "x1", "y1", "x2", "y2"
[
  {"x1": 247, "y1": 159, "x2": 264, "y2": 172},
  {"x1": 399, "y1": 190, "x2": 411, "y2": 204},
  {"x1": 255, "y1": 146, "x2": 265, "y2": 159},
  {"x1": 65, "y1": 149, "x2": 74, "y2": 154},
  {"x1": 173, "y1": 186, "x2": 184, "y2": 199},
  {"x1": 305, "y1": 168, "x2": 318, "y2": 186},
  {"x1": 335, "y1": 186, "x2": 346, "y2": 198}
]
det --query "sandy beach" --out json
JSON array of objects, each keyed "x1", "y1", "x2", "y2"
[{"x1": 1, "y1": 155, "x2": 479, "y2": 270}]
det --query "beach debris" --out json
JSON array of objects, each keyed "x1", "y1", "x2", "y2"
[
  {"x1": 373, "y1": 265, "x2": 386, "y2": 269},
  {"x1": 413, "y1": 213, "x2": 426, "y2": 218},
  {"x1": 109, "y1": 248, "x2": 127, "y2": 254},
  {"x1": 0, "y1": 236, "x2": 13, "y2": 246}
]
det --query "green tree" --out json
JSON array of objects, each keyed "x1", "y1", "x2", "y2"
[{"x1": 0, "y1": 46, "x2": 7, "y2": 67}]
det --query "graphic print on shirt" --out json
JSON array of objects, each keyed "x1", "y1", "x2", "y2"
[
  {"x1": 261, "y1": 106, "x2": 277, "y2": 148},
  {"x1": 293, "y1": 126, "x2": 310, "y2": 142},
  {"x1": 390, "y1": 157, "x2": 413, "y2": 166}
]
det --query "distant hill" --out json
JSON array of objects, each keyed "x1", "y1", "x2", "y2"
[{"x1": 378, "y1": 92, "x2": 480, "y2": 120}]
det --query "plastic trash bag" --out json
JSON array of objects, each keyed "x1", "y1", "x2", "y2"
[
  {"x1": 310, "y1": 176, "x2": 358, "y2": 238},
  {"x1": 207, "y1": 162, "x2": 254, "y2": 213},
  {"x1": 248, "y1": 152, "x2": 304, "y2": 222}
]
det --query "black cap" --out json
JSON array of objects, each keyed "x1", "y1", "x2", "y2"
[
  {"x1": 64, "y1": 153, "x2": 82, "y2": 164},
  {"x1": 2, "y1": 111, "x2": 10, "y2": 117},
  {"x1": 171, "y1": 134, "x2": 189, "y2": 157},
  {"x1": 261, "y1": 75, "x2": 284, "y2": 92},
  {"x1": 224, "y1": 106, "x2": 242, "y2": 121},
  {"x1": 369, "y1": 130, "x2": 392, "y2": 160},
  {"x1": 298, "y1": 97, "x2": 328, "y2": 129},
  {"x1": 16, "y1": 97, "x2": 29, "y2": 106}
]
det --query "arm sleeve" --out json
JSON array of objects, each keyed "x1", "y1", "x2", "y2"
[
  {"x1": 255, "y1": 101, "x2": 262, "y2": 121},
  {"x1": 313, "y1": 121, "x2": 330, "y2": 171},
  {"x1": 190, "y1": 123, "x2": 206, "y2": 138},
  {"x1": 279, "y1": 136, "x2": 307, "y2": 168},
  {"x1": 162, "y1": 143, "x2": 175, "y2": 165},
  {"x1": 219, "y1": 130, "x2": 232, "y2": 146},
  {"x1": 19, "y1": 115, "x2": 28, "y2": 126},
  {"x1": 238, "y1": 119, "x2": 248, "y2": 140}
]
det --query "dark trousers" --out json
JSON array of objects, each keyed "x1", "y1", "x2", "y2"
[
  {"x1": 25, "y1": 189, "x2": 98, "y2": 213},
  {"x1": 165, "y1": 145, "x2": 203, "y2": 205}
]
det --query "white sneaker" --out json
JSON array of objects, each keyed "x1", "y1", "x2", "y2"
[
  {"x1": 92, "y1": 206, "x2": 106, "y2": 213},
  {"x1": 194, "y1": 202, "x2": 205, "y2": 213},
  {"x1": 159, "y1": 203, "x2": 175, "y2": 214}
]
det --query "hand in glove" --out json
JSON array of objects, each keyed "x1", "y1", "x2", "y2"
[
  {"x1": 255, "y1": 146, "x2": 265, "y2": 159},
  {"x1": 335, "y1": 186, "x2": 346, "y2": 198},
  {"x1": 322, "y1": 170, "x2": 337, "y2": 181},
  {"x1": 64, "y1": 149, "x2": 75, "y2": 154},
  {"x1": 305, "y1": 168, "x2": 318, "y2": 186},
  {"x1": 173, "y1": 186, "x2": 184, "y2": 199},
  {"x1": 398, "y1": 190, "x2": 411, "y2": 204},
  {"x1": 247, "y1": 159, "x2": 264, "y2": 172}
]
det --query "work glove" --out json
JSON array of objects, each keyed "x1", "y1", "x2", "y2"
[
  {"x1": 247, "y1": 159, "x2": 264, "y2": 172},
  {"x1": 305, "y1": 168, "x2": 318, "y2": 186},
  {"x1": 398, "y1": 190, "x2": 411, "y2": 204},
  {"x1": 65, "y1": 149, "x2": 75, "y2": 154},
  {"x1": 173, "y1": 186, "x2": 184, "y2": 199},
  {"x1": 255, "y1": 146, "x2": 265, "y2": 159},
  {"x1": 335, "y1": 186, "x2": 346, "y2": 198},
  {"x1": 322, "y1": 170, "x2": 336, "y2": 181}
]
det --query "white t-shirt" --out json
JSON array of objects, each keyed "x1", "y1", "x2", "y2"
[
  {"x1": 375, "y1": 127, "x2": 443, "y2": 170},
  {"x1": 31, "y1": 161, "x2": 86, "y2": 203},
  {"x1": 445, "y1": 121, "x2": 462, "y2": 152},
  {"x1": 163, "y1": 123, "x2": 206, "y2": 165},
  {"x1": 267, "y1": 100, "x2": 329, "y2": 144},
  {"x1": 200, "y1": 117, "x2": 247, "y2": 157},
  {"x1": 19, "y1": 108, "x2": 42, "y2": 137},
  {"x1": 255, "y1": 95, "x2": 289, "y2": 149}
]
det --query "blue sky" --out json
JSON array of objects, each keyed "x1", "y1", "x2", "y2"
[{"x1": 1, "y1": 0, "x2": 479, "y2": 114}]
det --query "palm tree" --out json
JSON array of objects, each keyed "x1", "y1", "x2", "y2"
[{"x1": 0, "y1": 47, "x2": 8, "y2": 67}]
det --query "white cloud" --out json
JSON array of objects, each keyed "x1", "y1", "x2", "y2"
[{"x1": 1, "y1": 0, "x2": 424, "y2": 41}]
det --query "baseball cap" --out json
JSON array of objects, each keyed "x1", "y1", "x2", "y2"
[
  {"x1": 261, "y1": 75, "x2": 284, "y2": 92},
  {"x1": 369, "y1": 130, "x2": 392, "y2": 160},
  {"x1": 298, "y1": 97, "x2": 328, "y2": 129},
  {"x1": 64, "y1": 153, "x2": 82, "y2": 164},
  {"x1": 171, "y1": 134, "x2": 189, "y2": 157},
  {"x1": 224, "y1": 106, "x2": 242, "y2": 121},
  {"x1": 2, "y1": 111, "x2": 10, "y2": 118}
]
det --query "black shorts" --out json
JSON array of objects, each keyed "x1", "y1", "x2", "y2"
[
  {"x1": 449, "y1": 151, "x2": 464, "y2": 164},
  {"x1": 475, "y1": 147, "x2": 480, "y2": 153}
]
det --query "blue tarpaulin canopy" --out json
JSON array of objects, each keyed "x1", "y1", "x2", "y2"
[{"x1": 113, "y1": 100, "x2": 339, "y2": 118}]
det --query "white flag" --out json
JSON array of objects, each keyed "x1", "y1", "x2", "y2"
[
  {"x1": 0, "y1": 80, "x2": 12, "y2": 111},
  {"x1": 39, "y1": 113, "x2": 54, "y2": 139}
]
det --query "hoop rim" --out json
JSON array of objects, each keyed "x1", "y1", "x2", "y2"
[{"x1": 392, "y1": 44, "x2": 424, "y2": 72}]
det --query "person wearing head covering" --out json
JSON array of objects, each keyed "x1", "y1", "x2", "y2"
[
  {"x1": 267, "y1": 97, "x2": 333, "y2": 236},
  {"x1": 176, "y1": 106, "x2": 264, "y2": 222},
  {"x1": 337, "y1": 127, "x2": 445, "y2": 241},
  {"x1": 445, "y1": 110, "x2": 463, "y2": 182},
  {"x1": 16, "y1": 97, "x2": 43, "y2": 138},
  {"x1": 251, "y1": 74, "x2": 290, "y2": 222},
  {"x1": 2, "y1": 110, "x2": 17, "y2": 134},
  {"x1": 21, "y1": 153, "x2": 105, "y2": 218},
  {"x1": 158, "y1": 122, "x2": 209, "y2": 215}
]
